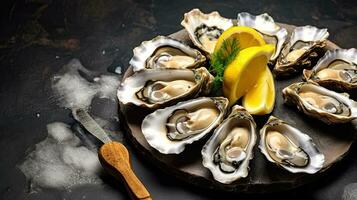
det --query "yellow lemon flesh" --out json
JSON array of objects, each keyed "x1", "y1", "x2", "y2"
[
  {"x1": 214, "y1": 26, "x2": 266, "y2": 52},
  {"x1": 242, "y1": 67, "x2": 276, "y2": 115},
  {"x1": 223, "y1": 44, "x2": 275, "y2": 106}
]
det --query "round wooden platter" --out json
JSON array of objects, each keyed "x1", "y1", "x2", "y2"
[{"x1": 119, "y1": 23, "x2": 356, "y2": 193}]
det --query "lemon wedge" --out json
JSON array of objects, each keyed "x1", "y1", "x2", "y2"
[
  {"x1": 242, "y1": 67, "x2": 275, "y2": 115},
  {"x1": 214, "y1": 26, "x2": 266, "y2": 52},
  {"x1": 223, "y1": 44, "x2": 275, "y2": 106}
]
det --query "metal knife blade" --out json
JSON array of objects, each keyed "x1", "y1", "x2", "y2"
[{"x1": 72, "y1": 108, "x2": 112, "y2": 143}]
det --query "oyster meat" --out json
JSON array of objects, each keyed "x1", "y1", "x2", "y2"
[
  {"x1": 130, "y1": 36, "x2": 206, "y2": 72},
  {"x1": 282, "y1": 82, "x2": 357, "y2": 124},
  {"x1": 141, "y1": 97, "x2": 228, "y2": 154},
  {"x1": 274, "y1": 25, "x2": 329, "y2": 77},
  {"x1": 181, "y1": 8, "x2": 233, "y2": 55},
  {"x1": 259, "y1": 116, "x2": 325, "y2": 174},
  {"x1": 202, "y1": 106, "x2": 257, "y2": 184},
  {"x1": 117, "y1": 67, "x2": 214, "y2": 109},
  {"x1": 237, "y1": 12, "x2": 288, "y2": 64},
  {"x1": 303, "y1": 48, "x2": 357, "y2": 90}
]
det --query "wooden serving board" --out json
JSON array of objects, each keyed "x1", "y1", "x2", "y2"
[{"x1": 119, "y1": 23, "x2": 356, "y2": 193}]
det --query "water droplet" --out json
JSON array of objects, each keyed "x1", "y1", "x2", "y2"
[{"x1": 115, "y1": 66, "x2": 122, "y2": 75}]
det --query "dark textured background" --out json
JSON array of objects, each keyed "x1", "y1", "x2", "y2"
[{"x1": 0, "y1": 0, "x2": 357, "y2": 199}]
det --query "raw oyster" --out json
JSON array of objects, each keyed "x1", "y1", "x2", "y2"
[
  {"x1": 274, "y1": 26, "x2": 329, "y2": 77},
  {"x1": 141, "y1": 97, "x2": 228, "y2": 154},
  {"x1": 181, "y1": 8, "x2": 233, "y2": 55},
  {"x1": 202, "y1": 106, "x2": 256, "y2": 184},
  {"x1": 130, "y1": 36, "x2": 206, "y2": 72},
  {"x1": 237, "y1": 12, "x2": 288, "y2": 64},
  {"x1": 303, "y1": 48, "x2": 357, "y2": 90},
  {"x1": 282, "y1": 82, "x2": 357, "y2": 124},
  {"x1": 117, "y1": 67, "x2": 213, "y2": 109},
  {"x1": 259, "y1": 116, "x2": 325, "y2": 173}
]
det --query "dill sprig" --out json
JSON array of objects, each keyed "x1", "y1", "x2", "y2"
[{"x1": 209, "y1": 38, "x2": 240, "y2": 94}]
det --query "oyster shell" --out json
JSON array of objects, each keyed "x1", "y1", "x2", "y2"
[
  {"x1": 303, "y1": 48, "x2": 357, "y2": 90},
  {"x1": 181, "y1": 9, "x2": 233, "y2": 55},
  {"x1": 130, "y1": 36, "x2": 206, "y2": 72},
  {"x1": 237, "y1": 12, "x2": 288, "y2": 64},
  {"x1": 141, "y1": 97, "x2": 228, "y2": 154},
  {"x1": 282, "y1": 82, "x2": 357, "y2": 124},
  {"x1": 259, "y1": 116, "x2": 325, "y2": 174},
  {"x1": 274, "y1": 25, "x2": 329, "y2": 77},
  {"x1": 117, "y1": 67, "x2": 214, "y2": 109},
  {"x1": 202, "y1": 106, "x2": 256, "y2": 184}
]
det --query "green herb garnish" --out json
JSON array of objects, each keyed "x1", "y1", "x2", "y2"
[{"x1": 209, "y1": 38, "x2": 240, "y2": 94}]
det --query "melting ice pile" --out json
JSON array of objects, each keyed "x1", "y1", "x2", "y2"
[
  {"x1": 52, "y1": 59, "x2": 120, "y2": 110},
  {"x1": 19, "y1": 122, "x2": 102, "y2": 189},
  {"x1": 19, "y1": 59, "x2": 122, "y2": 190}
]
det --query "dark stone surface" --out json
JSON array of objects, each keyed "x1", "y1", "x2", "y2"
[{"x1": 0, "y1": 0, "x2": 356, "y2": 199}]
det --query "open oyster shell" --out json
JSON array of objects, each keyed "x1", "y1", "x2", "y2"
[
  {"x1": 181, "y1": 8, "x2": 233, "y2": 55},
  {"x1": 117, "y1": 67, "x2": 214, "y2": 109},
  {"x1": 130, "y1": 36, "x2": 206, "y2": 72},
  {"x1": 274, "y1": 25, "x2": 329, "y2": 77},
  {"x1": 259, "y1": 116, "x2": 325, "y2": 174},
  {"x1": 303, "y1": 48, "x2": 357, "y2": 91},
  {"x1": 237, "y1": 12, "x2": 288, "y2": 64},
  {"x1": 202, "y1": 105, "x2": 257, "y2": 184},
  {"x1": 282, "y1": 82, "x2": 357, "y2": 124},
  {"x1": 141, "y1": 97, "x2": 228, "y2": 154}
]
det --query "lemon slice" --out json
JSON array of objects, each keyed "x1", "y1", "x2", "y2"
[
  {"x1": 214, "y1": 26, "x2": 266, "y2": 53},
  {"x1": 223, "y1": 44, "x2": 275, "y2": 106},
  {"x1": 242, "y1": 67, "x2": 275, "y2": 115}
]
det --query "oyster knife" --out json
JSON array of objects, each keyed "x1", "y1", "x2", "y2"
[{"x1": 72, "y1": 108, "x2": 152, "y2": 200}]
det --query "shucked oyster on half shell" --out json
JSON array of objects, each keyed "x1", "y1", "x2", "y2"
[
  {"x1": 282, "y1": 82, "x2": 357, "y2": 124},
  {"x1": 259, "y1": 116, "x2": 325, "y2": 174},
  {"x1": 202, "y1": 106, "x2": 257, "y2": 184},
  {"x1": 117, "y1": 67, "x2": 214, "y2": 109},
  {"x1": 181, "y1": 8, "x2": 234, "y2": 55},
  {"x1": 303, "y1": 48, "x2": 357, "y2": 91},
  {"x1": 274, "y1": 25, "x2": 329, "y2": 77},
  {"x1": 130, "y1": 36, "x2": 206, "y2": 72},
  {"x1": 237, "y1": 12, "x2": 288, "y2": 64},
  {"x1": 141, "y1": 97, "x2": 229, "y2": 154}
]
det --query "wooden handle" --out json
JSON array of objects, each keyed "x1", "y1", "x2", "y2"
[{"x1": 98, "y1": 141, "x2": 152, "y2": 200}]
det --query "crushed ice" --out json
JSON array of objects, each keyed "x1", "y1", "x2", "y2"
[
  {"x1": 51, "y1": 59, "x2": 120, "y2": 110},
  {"x1": 343, "y1": 183, "x2": 357, "y2": 200},
  {"x1": 19, "y1": 122, "x2": 102, "y2": 190},
  {"x1": 20, "y1": 59, "x2": 122, "y2": 191}
]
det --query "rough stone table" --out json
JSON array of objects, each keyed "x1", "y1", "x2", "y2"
[{"x1": 0, "y1": 0, "x2": 356, "y2": 199}]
